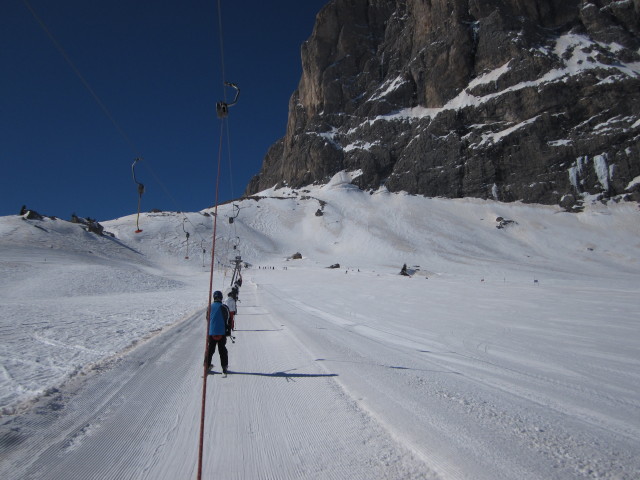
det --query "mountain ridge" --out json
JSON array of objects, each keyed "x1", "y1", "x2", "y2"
[{"x1": 246, "y1": 0, "x2": 640, "y2": 210}]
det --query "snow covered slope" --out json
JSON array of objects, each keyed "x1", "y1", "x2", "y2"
[{"x1": 1, "y1": 178, "x2": 639, "y2": 479}]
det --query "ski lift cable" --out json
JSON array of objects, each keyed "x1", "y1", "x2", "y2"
[
  {"x1": 21, "y1": 0, "x2": 141, "y2": 158},
  {"x1": 225, "y1": 115, "x2": 235, "y2": 200},
  {"x1": 198, "y1": 118, "x2": 225, "y2": 480},
  {"x1": 198, "y1": 2, "x2": 233, "y2": 477},
  {"x1": 216, "y1": 0, "x2": 227, "y2": 101},
  {"x1": 221, "y1": 90, "x2": 240, "y2": 258},
  {"x1": 22, "y1": 0, "x2": 214, "y2": 241},
  {"x1": 214, "y1": 2, "x2": 242, "y2": 261}
]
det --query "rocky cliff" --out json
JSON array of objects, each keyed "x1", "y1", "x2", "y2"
[{"x1": 246, "y1": 0, "x2": 640, "y2": 209}]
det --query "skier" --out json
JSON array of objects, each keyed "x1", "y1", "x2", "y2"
[
  {"x1": 224, "y1": 290, "x2": 237, "y2": 331},
  {"x1": 205, "y1": 290, "x2": 230, "y2": 376}
]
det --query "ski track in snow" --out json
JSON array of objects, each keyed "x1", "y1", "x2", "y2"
[
  {"x1": 1, "y1": 285, "x2": 430, "y2": 480},
  {"x1": 1, "y1": 184, "x2": 640, "y2": 479},
  {"x1": 257, "y1": 271, "x2": 640, "y2": 480}
]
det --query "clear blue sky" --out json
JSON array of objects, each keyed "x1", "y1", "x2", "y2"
[{"x1": 1, "y1": 0, "x2": 328, "y2": 221}]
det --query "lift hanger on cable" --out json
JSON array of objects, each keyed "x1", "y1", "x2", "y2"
[
  {"x1": 216, "y1": 82, "x2": 240, "y2": 118},
  {"x1": 131, "y1": 158, "x2": 145, "y2": 233}
]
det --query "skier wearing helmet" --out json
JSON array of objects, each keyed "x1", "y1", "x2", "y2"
[{"x1": 205, "y1": 290, "x2": 230, "y2": 376}]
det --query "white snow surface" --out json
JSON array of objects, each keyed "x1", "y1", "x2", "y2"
[{"x1": 1, "y1": 178, "x2": 640, "y2": 479}]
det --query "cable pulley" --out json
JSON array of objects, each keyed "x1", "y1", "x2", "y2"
[
  {"x1": 216, "y1": 82, "x2": 240, "y2": 118},
  {"x1": 131, "y1": 158, "x2": 145, "y2": 233}
]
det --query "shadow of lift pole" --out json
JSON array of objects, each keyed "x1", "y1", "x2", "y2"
[{"x1": 226, "y1": 370, "x2": 338, "y2": 380}]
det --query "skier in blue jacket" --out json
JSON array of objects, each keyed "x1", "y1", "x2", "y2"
[{"x1": 205, "y1": 290, "x2": 230, "y2": 375}]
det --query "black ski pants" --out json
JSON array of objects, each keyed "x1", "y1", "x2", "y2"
[{"x1": 206, "y1": 336, "x2": 228, "y2": 370}]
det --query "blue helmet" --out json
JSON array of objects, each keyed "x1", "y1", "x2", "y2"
[{"x1": 213, "y1": 290, "x2": 223, "y2": 301}]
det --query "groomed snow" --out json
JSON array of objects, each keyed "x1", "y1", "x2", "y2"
[{"x1": 1, "y1": 178, "x2": 639, "y2": 479}]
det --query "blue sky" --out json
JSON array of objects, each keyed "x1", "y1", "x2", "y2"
[{"x1": 1, "y1": 0, "x2": 328, "y2": 221}]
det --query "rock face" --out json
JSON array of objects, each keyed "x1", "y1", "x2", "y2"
[{"x1": 246, "y1": 0, "x2": 640, "y2": 207}]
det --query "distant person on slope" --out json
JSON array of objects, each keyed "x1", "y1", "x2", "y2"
[
  {"x1": 205, "y1": 290, "x2": 230, "y2": 376},
  {"x1": 225, "y1": 290, "x2": 237, "y2": 331}
]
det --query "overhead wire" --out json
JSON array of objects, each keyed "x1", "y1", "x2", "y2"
[
  {"x1": 198, "y1": 118, "x2": 225, "y2": 480},
  {"x1": 22, "y1": 0, "x2": 141, "y2": 157},
  {"x1": 22, "y1": 0, "x2": 213, "y2": 244},
  {"x1": 216, "y1": 0, "x2": 228, "y2": 100},
  {"x1": 23, "y1": 1, "x2": 237, "y2": 475},
  {"x1": 197, "y1": 1, "x2": 235, "y2": 478},
  {"x1": 215, "y1": 0, "x2": 241, "y2": 269}
]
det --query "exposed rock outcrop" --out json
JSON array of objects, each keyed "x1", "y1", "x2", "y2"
[{"x1": 246, "y1": 0, "x2": 640, "y2": 207}]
